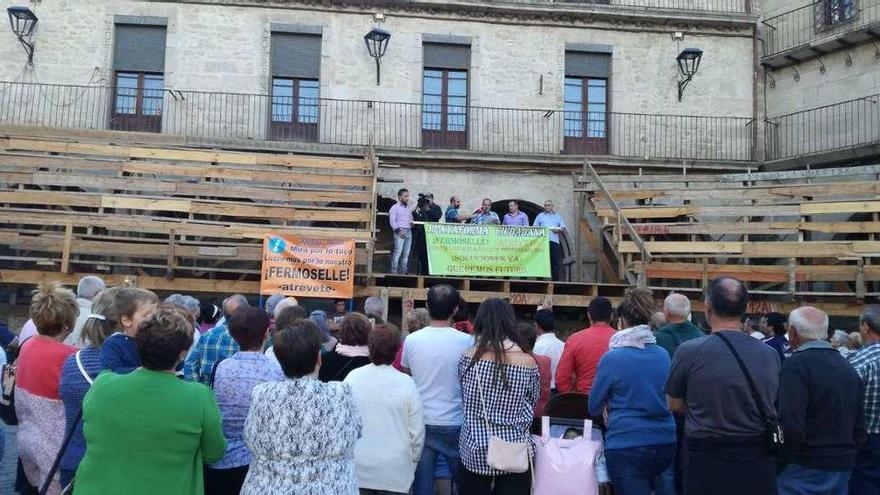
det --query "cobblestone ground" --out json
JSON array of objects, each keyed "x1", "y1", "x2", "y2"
[{"x1": 1, "y1": 426, "x2": 17, "y2": 493}]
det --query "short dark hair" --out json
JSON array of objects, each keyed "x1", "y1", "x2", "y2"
[
  {"x1": 706, "y1": 277, "x2": 749, "y2": 319},
  {"x1": 229, "y1": 306, "x2": 271, "y2": 350},
  {"x1": 516, "y1": 322, "x2": 538, "y2": 352},
  {"x1": 275, "y1": 305, "x2": 309, "y2": 332},
  {"x1": 397, "y1": 188, "x2": 408, "y2": 198},
  {"x1": 427, "y1": 284, "x2": 460, "y2": 320},
  {"x1": 588, "y1": 297, "x2": 613, "y2": 323},
  {"x1": 534, "y1": 309, "x2": 555, "y2": 333},
  {"x1": 339, "y1": 312, "x2": 371, "y2": 346},
  {"x1": 766, "y1": 312, "x2": 787, "y2": 336},
  {"x1": 273, "y1": 320, "x2": 323, "y2": 378},
  {"x1": 509, "y1": 200, "x2": 519, "y2": 207},
  {"x1": 368, "y1": 323, "x2": 401, "y2": 366},
  {"x1": 452, "y1": 305, "x2": 470, "y2": 323},
  {"x1": 136, "y1": 305, "x2": 194, "y2": 371}
]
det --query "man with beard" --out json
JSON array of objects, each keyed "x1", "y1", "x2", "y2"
[{"x1": 389, "y1": 188, "x2": 414, "y2": 274}]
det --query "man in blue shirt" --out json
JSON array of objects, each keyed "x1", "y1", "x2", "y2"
[
  {"x1": 183, "y1": 294, "x2": 249, "y2": 384},
  {"x1": 470, "y1": 198, "x2": 500, "y2": 225},
  {"x1": 533, "y1": 200, "x2": 567, "y2": 281}
]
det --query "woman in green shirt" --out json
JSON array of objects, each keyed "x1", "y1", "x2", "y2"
[{"x1": 74, "y1": 305, "x2": 226, "y2": 495}]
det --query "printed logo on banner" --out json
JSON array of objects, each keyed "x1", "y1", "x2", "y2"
[
  {"x1": 267, "y1": 236, "x2": 287, "y2": 254},
  {"x1": 260, "y1": 234, "x2": 356, "y2": 299}
]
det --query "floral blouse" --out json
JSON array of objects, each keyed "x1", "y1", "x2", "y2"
[{"x1": 241, "y1": 376, "x2": 362, "y2": 495}]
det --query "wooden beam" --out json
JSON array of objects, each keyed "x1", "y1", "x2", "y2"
[
  {"x1": 60, "y1": 224, "x2": 73, "y2": 274},
  {"x1": 620, "y1": 240, "x2": 880, "y2": 257}
]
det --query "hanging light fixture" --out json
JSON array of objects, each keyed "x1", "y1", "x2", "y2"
[
  {"x1": 7, "y1": 6, "x2": 38, "y2": 66},
  {"x1": 364, "y1": 27, "x2": 391, "y2": 86},
  {"x1": 676, "y1": 48, "x2": 703, "y2": 102}
]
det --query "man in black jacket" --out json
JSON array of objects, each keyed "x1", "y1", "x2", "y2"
[
  {"x1": 412, "y1": 193, "x2": 442, "y2": 275},
  {"x1": 777, "y1": 306, "x2": 865, "y2": 495}
]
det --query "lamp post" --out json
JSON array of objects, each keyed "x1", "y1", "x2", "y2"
[
  {"x1": 364, "y1": 27, "x2": 390, "y2": 86},
  {"x1": 676, "y1": 48, "x2": 703, "y2": 102},
  {"x1": 7, "y1": 6, "x2": 38, "y2": 66}
]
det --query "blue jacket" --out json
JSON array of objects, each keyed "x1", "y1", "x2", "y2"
[{"x1": 588, "y1": 344, "x2": 675, "y2": 449}]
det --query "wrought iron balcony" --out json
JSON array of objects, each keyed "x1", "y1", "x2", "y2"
[
  {"x1": 0, "y1": 81, "x2": 754, "y2": 163},
  {"x1": 553, "y1": 0, "x2": 753, "y2": 14},
  {"x1": 763, "y1": 0, "x2": 880, "y2": 68}
]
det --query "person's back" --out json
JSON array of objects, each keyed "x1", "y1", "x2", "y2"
[
  {"x1": 76, "y1": 369, "x2": 226, "y2": 494},
  {"x1": 655, "y1": 320, "x2": 704, "y2": 357},
  {"x1": 779, "y1": 343, "x2": 863, "y2": 469},
  {"x1": 669, "y1": 331, "x2": 780, "y2": 438},
  {"x1": 345, "y1": 363, "x2": 424, "y2": 493},
  {"x1": 590, "y1": 344, "x2": 675, "y2": 448},
  {"x1": 403, "y1": 326, "x2": 473, "y2": 426},
  {"x1": 555, "y1": 323, "x2": 616, "y2": 393}
]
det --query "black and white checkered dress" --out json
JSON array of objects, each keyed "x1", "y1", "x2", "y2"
[{"x1": 458, "y1": 350, "x2": 540, "y2": 476}]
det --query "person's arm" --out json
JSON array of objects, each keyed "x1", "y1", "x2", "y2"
[
  {"x1": 200, "y1": 388, "x2": 228, "y2": 464},
  {"x1": 399, "y1": 339, "x2": 412, "y2": 375},
  {"x1": 100, "y1": 337, "x2": 136, "y2": 374},
  {"x1": 408, "y1": 381, "x2": 426, "y2": 462},
  {"x1": 557, "y1": 216, "x2": 567, "y2": 232},
  {"x1": 664, "y1": 343, "x2": 692, "y2": 415},
  {"x1": 389, "y1": 205, "x2": 400, "y2": 232},
  {"x1": 587, "y1": 355, "x2": 612, "y2": 417},
  {"x1": 555, "y1": 341, "x2": 576, "y2": 393},
  {"x1": 183, "y1": 338, "x2": 205, "y2": 382},
  {"x1": 777, "y1": 363, "x2": 808, "y2": 464}
]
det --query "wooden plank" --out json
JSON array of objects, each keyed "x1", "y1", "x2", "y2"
[
  {"x1": 579, "y1": 218, "x2": 619, "y2": 283},
  {"x1": 3, "y1": 137, "x2": 372, "y2": 170},
  {"x1": 638, "y1": 261, "x2": 880, "y2": 283},
  {"x1": 60, "y1": 224, "x2": 73, "y2": 274},
  {"x1": 721, "y1": 164, "x2": 880, "y2": 182},
  {"x1": 597, "y1": 204, "x2": 800, "y2": 219},
  {"x1": 594, "y1": 182, "x2": 880, "y2": 204},
  {"x1": 0, "y1": 153, "x2": 374, "y2": 187},
  {"x1": 620, "y1": 241, "x2": 880, "y2": 257},
  {"x1": 628, "y1": 220, "x2": 880, "y2": 235},
  {"x1": 801, "y1": 201, "x2": 880, "y2": 215}
]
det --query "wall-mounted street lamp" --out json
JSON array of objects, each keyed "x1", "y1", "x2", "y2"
[
  {"x1": 364, "y1": 27, "x2": 390, "y2": 86},
  {"x1": 7, "y1": 6, "x2": 38, "y2": 66},
  {"x1": 676, "y1": 48, "x2": 703, "y2": 102}
]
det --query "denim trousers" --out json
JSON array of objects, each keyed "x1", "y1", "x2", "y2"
[
  {"x1": 778, "y1": 464, "x2": 850, "y2": 495},
  {"x1": 851, "y1": 434, "x2": 880, "y2": 495},
  {"x1": 413, "y1": 425, "x2": 461, "y2": 495},
  {"x1": 605, "y1": 443, "x2": 676, "y2": 495},
  {"x1": 391, "y1": 229, "x2": 412, "y2": 274}
]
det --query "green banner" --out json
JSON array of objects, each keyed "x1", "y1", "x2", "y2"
[{"x1": 425, "y1": 223, "x2": 551, "y2": 278}]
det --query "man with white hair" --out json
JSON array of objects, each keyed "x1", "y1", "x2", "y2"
[
  {"x1": 655, "y1": 293, "x2": 704, "y2": 358},
  {"x1": 776, "y1": 306, "x2": 864, "y2": 494},
  {"x1": 183, "y1": 294, "x2": 249, "y2": 384},
  {"x1": 63, "y1": 275, "x2": 107, "y2": 347},
  {"x1": 364, "y1": 296, "x2": 386, "y2": 323}
]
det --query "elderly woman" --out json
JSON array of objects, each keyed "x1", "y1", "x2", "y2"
[
  {"x1": 588, "y1": 288, "x2": 676, "y2": 495},
  {"x1": 58, "y1": 287, "x2": 120, "y2": 487},
  {"x1": 830, "y1": 330, "x2": 852, "y2": 357},
  {"x1": 16, "y1": 282, "x2": 79, "y2": 494},
  {"x1": 241, "y1": 320, "x2": 361, "y2": 494},
  {"x1": 74, "y1": 305, "x2": 226, "y2": 495},
  {"x1": 319, "y1": 312, "x2": 372, "y2": 382},
  {"x1": 345, "y1": 323, "x2": 425, "y2": 494},
  {"x1": 206, "y1": 307, "x2": 283, "y2": 495}
]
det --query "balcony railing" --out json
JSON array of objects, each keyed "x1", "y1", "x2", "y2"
[
  {"x1": 765, "y1": 93, "x2": 880, "y2": 161},
  {"x1": 554, "y1": 0, "x2": 753, "y2": 14},
  {"x1": 763, "y1": 0, "x2": 880, "y2": 58},
  {"x1": 0, "y1": 81, "x2": 754, "y2": 162}
]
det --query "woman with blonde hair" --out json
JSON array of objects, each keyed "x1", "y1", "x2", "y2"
[
  {"x1": 588, "y1": 288, "x2": 676, "y2": 495},
  {"x1": 16, "y1": 281, "x2": 80, "y2": 494},
  {"x1": 58, "y1": 286, "x2": 121, "y2": 487}
]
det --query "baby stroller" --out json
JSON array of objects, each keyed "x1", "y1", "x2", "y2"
[{"x1": 531, "y1": 392, "x2": 613, "y2": 495}]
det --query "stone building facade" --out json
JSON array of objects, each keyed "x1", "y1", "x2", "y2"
[{"x1": 1, "y1": 0, "x2": 762, "y2": 279}]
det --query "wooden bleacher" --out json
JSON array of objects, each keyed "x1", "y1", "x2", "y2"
[
  {"x1": 578, "y1": 162, "x2": 880, "y2": 312},
  {"x1": 0, "y1": 129, "x2": 377, "y2": 292}
]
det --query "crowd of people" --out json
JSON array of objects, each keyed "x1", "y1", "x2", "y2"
[
  {"x1": 2, "y1": 273, "x2": 880, "y2": 495},
  {"x1": 389, "y1": 190, "x2": 568, "y2": 281}
]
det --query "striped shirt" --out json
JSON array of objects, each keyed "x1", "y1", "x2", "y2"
[
  {"x1": 183, "y1": 320, "x2": 239, "y2": 385},
  {"x1": 850, "y1": 342, "x2": 880, "y2": 434}
]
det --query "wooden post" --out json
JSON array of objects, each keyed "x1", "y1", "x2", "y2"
[
  {"x1": 856, "y1": 260, "x2": 866, "y2": 300},
  {"x1": 380, "y1": 286, "x2": 390, "y2": 324},
  {"x1": 366, "y1": 147, "x2": 379, "y2": 277},
  {"x1": 402, "y1": 289, "x2": 414, "y2": 329},
  {"x1": 60, "y1": 223, "x2": 73, "y2": 274},
  {"x1": 166, "y1": 229, "x2": 176, "y2": 280}
]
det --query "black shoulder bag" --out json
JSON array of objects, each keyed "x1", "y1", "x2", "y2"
[{"x1": 715, "y1": 332, "x2": 784, "y2": 454}]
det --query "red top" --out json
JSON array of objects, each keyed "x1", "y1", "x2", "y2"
[
  {"x1": 533, "y1": 354, "x2": 552, "y2": 418},
  {"x1": 16, "y1": 335, "x2": 76, "y2": 400},
  {"x1": 555, "y1": 323, "x2": 617, "y2": 394},
  {"x1": 453, "y1": 321, "x2": 474, "y2": 334},
  {"x1": 392, "y1": 345, "x2": 405, "y2": 372}
]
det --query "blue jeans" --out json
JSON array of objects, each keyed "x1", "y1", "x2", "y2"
[
  {"x1": 852, "y1": 434, "x2": 880, "y2": 495},
  {"x1": 391, "y1": 229, "x2": 412, "y2": 274},
  {"x1": 605, "y1": 443, "x2": 676, "y2": 495},
  {"x1": 778, "y1": 464, "x2": 850, "y2": 495},
  {"x1": 413, "y1": 425, "x2": 461, "y2": 495}
]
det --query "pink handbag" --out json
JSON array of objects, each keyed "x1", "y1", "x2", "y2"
[{"x1": 531, "y1": 416, "x2": 601, "y2": 495}]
